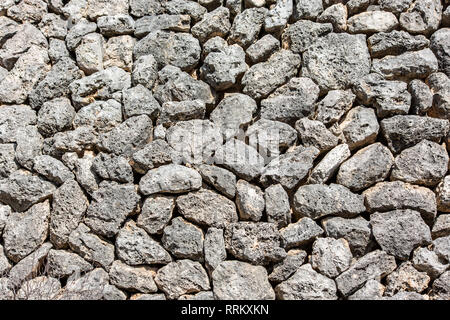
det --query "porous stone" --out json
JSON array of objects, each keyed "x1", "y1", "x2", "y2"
[
  {"x1": 212, "y1": 260, "x2": 275, "y2": 300},
  {"x1": 399, "y1": 0, "x2": 442, "y2": 35},
  {"x1": 109, "y1": 260, "x2": 157, "y2": 293},
  {"x1": 437, "y1": 176, "x2": 450, "y2": 212},
  {"x1": 131, "y1": 140, "x2": 179, "y2": 174},
  {"x1": 317, "y1": 3, "x2": 348, "y2": 32},
  {"x1": 368, "y1": 31, "x2": 430, "y2": 58},
  {"x1": 228, "y1": 7, "x2": 267, "y2": 48},
  {"x1": 47, "y1": 249, "x2": 93, "y2": 279},
  {"x1": 16, "y1": 276, "x2": 61, "y2": 300},
  {"x1": 137, "y1": 195, "x2": 174, "y2": 235},
  {"x1": 91, "y1": 153, "x2": 133, "y2": 183},
  {"x1": 157, "y1": 100, "x2": 205, "y2": 127},
  {"x1": 246, "y1": 34, "x2": 280, "y2": 63},
  {"x1": 37, "y1": 98, "x2": 76, "y2": 137},
  {"x1": 97, "y1": 15, "x2": 135, "y2": 37},
  {"x1": 236, "y1": 180, "x2": 265, "y2": 221},
  {"x1": 196, "y1": 165, "x2": 237, "y2": 199},
  {"x1": 348, "y1": 11, "x2": 398, "y2": 34},
  {"x1": 412, "y1": 247, "x2": 448, "y2": 279},
  {"x1": 281, "y1": 20, "x2": 332, "y2": 54},
  {"x1": 264, "y1": 184, "x2": 291, "y2": 228},
  {"x1": 308, "y1": 144, "x2": 351, "y2": 184},
  {"x1": 192, "y1": 7, "x2": 231, "y2": 43},
  {"x1": 204, "y1": 227, "x2": 226, "y2": 273},
  {"x1": 385, "y1": 261, "x2": 430, "y2": 296},
  {"x1": 162, "y1": 217, "x2": 204, "y2": 260},
  {"x1": 268, "y1": 249, "x2": 307, "y2": 283},
  {"x1": 280, "y1": 218, "x2": 324, "y2": 249},
  {"x1": 409, "y1": 79, "x2": 434, "y2": 115},
  {"x1": 296, "y1": 118, "x2": 338, "y2": 153}
]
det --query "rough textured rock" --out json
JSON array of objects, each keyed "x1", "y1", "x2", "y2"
[
  {"x1": 212, "y1": 260, "x2": 275, "y2": 300},
  {"x1": 385, "y1": 262, "x2": 430, "y2": 296},
  {"x1": 47, "y1": 249, "x2": 93, "y2": 279},
  {"x1": 162, "y1": 217, "x2": 204, "y2": 260},
  {"x1": 437, "y1": 176, "x2": 450, "y2": 212},
  {"x1": 236, "y1": 180, "x2": 265, "y2": 221},
  {"x1": 265, "y1": 184, "x2": 291, "y2": 228},
  {"x1": 280, "y1": 218, "x2": 324, "y2": 249},
  {"x1": 109, "y1": 260, "x2": 157, "y2": 293},
  {"x1": 268, "y1": 249, "x2": 307, "y2": 283},
  {"x1": 311, "y1": 238, "x2": 353, "y2": 278}
]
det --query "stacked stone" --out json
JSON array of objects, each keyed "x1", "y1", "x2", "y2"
[{"x1": 0, "y1": 0, "x2": 449, "y2": 300}]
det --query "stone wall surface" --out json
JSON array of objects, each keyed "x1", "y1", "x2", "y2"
[{"x1": 0, "y1": 0, "x2": 449, "y2": 300}]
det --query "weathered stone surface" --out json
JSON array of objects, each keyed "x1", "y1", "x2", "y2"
[
  {"x1": 293, "y1": 184, "x2": 365, "y2": 220},
  {"x1": 0, "y1": 105, "x2": 37, "y2": 144},
  {"x1": 264, "y1": 0, "x2": 292, "y2": 32},
  {"x1": 348, "y1": 11, "x2": 398, "y2": 34},
  {"x1": 132, "y1": 54, "x2": 158, "y2": 89},
  {"x1": 0, "y1": 170, "x2": 55, "y2": 212},
  {"x1": 260, "y1": 146, "x2": 319, "y2": 189},
  {"x1": 33, "y1": 155, "x2": 73, "y2": 185},
  {"x1": 116, "y1": 221, "x2": 171, "y2": 266},
  {"x1": 210, "y1": 94, "x2": 256, "y2": 139},
  {"x1": 432, "y1": 215, "x2": 450, "y2": 239},
  {"x1": 242, "y1": 49, "x2": 301, "y2": 100},
  {"x1": 204, "y1": 227, "x2": 226, "y2": 273},
  {"x1": 50, "y1": 179, "x2": 88, "y2": 249},
  {"x1": 37, "y1": 98, "x2": 75, "y2": 137},
  {"x1": 433, "y1": 235, "x2": 450, "y2": 263},
  {"x1": 225, "y1": 222, "x2": 286, "y2": 264},
  {"x1": 302, "y1": 33, "x2": 371, "y2": 91},
  {"x1": 348, "y1": 279, "x2": 385, "y2": 300},
  {"x1": 16, "y1": 276, "x2": 61, "y2": 300},
  {"x1": 229, "y1": 7, "x2": 267, "y2": 48},
  {"x1": 73, "y1": 100, "x2": 122, "y2": 133},
  {"x1": 131, "y1": 140, "x2": 179, "y2": 174},
  {"x1": 282, "y1": 20, "x2": 332, "y2": 54},
  {"x1": 109, "y1": 260, "x2": 157, "y2": 293},
  {"x1": 75, "y1": 33, "x2": 104, "y2": 75},
  {"x1": 162, "y1": 217, "x2": 204, "y2": 260},
  {"x1": 139, "y1": 164, "x2": 202, "y2": 195},
  {"x1": 335, "y1": 250, "x2": 397, "y2": 296},
  {"x1": 0, "y1": 144, "x2": 18, "y2": 178},
  {"x1": 246, "y1": 34, "x2": 280, "y2": 63},
  {"x1": 364, "y1": 181, "x2": 437, "y2": 224},
  {"x1": 296, "y1": 118, "x2": 338, "y2": 153},
  {"x1": 97, "y1": 15, "x2": 135, "y2": 37},
  {"x1": 268, "y1": 249, "x2": 306, "y2": 283},
  {"x1": 264, "y1": 184, "x2": 291, "y2": 228},
  {"x1": 197, "y1": 165, "x2": 237, "y2": 199},
  {"x1": 135, "y1": 14, "x2": 190, "y2": 37},
  {"x1": 308, "y1": 144, "x2": 351, "y2": 184},
  {"x1": 92, "y1": 153, "x2": 133, "y2": 183},
  {"x1": 280, "y1": 218, "x2": 324, "y2": 249},
  {"x1": 47, "y1": 249, "x2": 93, "y2": 279},
  {"x1": 322, "y1": 216, "x2": 372, "y2": 257},
  {"x1": 157, "y1": 100, "x2": 205, "y2": 127},
  {"x1": 212, "y1": 260, "x2": 275, "y2": 300},
  {"x1": 311, "y1": 238, "x2": 352, "y2": 278},
  {"x1": 372, "y1": 49, "x2": 439, "y2": 80},
  {"x1": 381, "y1": 115, "x2": 449, "y2": 153},
  {"x1": 192, "y1": 7, "x2": 231, "y2": 43},
  {"x1": 412, "y1": 247, "x2": 448, "y2": 279},
  {"x1": 236, "y1": 180, "x2": 265, "y2": 221},
  {"x1": 275, "y1": 264, "x2": 338, "y2": 300},
  {"x1": 155, "y1": 259, "x2": 210, "y2": 300},
  {"x1": 261, "y1": 77, "x2": 320, "y2": 123},
  {"x1": 409, "y1": 79, "x2": 434, "y2": 115},
  {"x1": 371, "y1": 209, "x2": 432, "y2": 260},
  {"x1": 177, "y1": 189, "x2": 238, "y2": 228},
  {"x1": 84, "y1": 181, "x2": 140, "y2": 237},
  {"x1": 391, "y1": 140, "x2": 449, "y2": 187},
  {"x1": 137, "y1": 195, "x2": 174, "y2": 235},
  {"x1": 337, "y1": 143, "x2": 394, "y2": 191},
  {"x1": 437, "y1": 176, "x2": 450, "y2": 212},
  {"x1": 3, "y1": 201, "x2": 50, "y2": 263},
  {"x1": 368, "y1": 31, "x2": 430, "y2": 58},
  {"x1": 399, "y1": 0, "x2": 442, "y2": 35},
  {"x1": 385, "y1": 261, "x2": 430, "y2": 296},
  {"x1": 0, "y1": 204, "x2": 10, "y2": 236},
  {"x1": 317, "y1": 4, "x2": 347, "y2": 32}
]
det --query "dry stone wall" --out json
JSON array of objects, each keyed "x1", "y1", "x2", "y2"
[{"x1": 0, "y1": 0, "x2": 450, "y2": 300}]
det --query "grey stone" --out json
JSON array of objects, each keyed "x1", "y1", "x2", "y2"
[
  {"x1": 293, "y1": 184, "x2": 365, "y2": 220},
  {"x1": 391, "y1": 140, "x2": 448, "y2": 187},
  {"x1": 157, "y1": 100, "x2": 205, "y2": 127},
  {"x1": 264, "y1": 0, "x2": 293, "y2": 33},
  {"x1": 130, "y1": 0, "x2": 165, "y2": 17},
  {"x1": 47, "y1": 249, "x2": 93, "y2": 279},
  {"x1": 50, "y1": 179, "x2": 88, "y2": 249},
  {"x1": 65, "y1": 18, "x2": 97, "y2": 51},
  {"x1": 399, "y1": 0, "x2": 442, "y2": 35},
  {"x1": 137, "y1": 195, "x2": 174, "y2": 235},
  {"x1": 139, "y1": 164, "x2": 202, "y2": 195},
  {"x1": 372, "y1": 49, "x2": 439, "y2": 80},
  {"x1": 280, "y1": 217, "x2": 324, "y2": 249},
  {"x1": 371, "y1": 209, "x2": 432, "y2": 260},
  {"x1": 204, "y1": 227, "x2": 226, "y2": 273},
  {"x1": 69, "y1": 66, "x2": 131, "y2": 108},
  {"x1": 293, "y1": 0, "x2": 323, "y2": 20},
  {"x1": 165, "y1": 0, "x2": 207, "y2": 22},
  {"x1": 154, "y1": 65, "x2": 215, "y2": 106},
  {"x1": 0, "y1": 104, "x2": 37, "y2": 144},
  {"x1": 337, "y1": 143, "x2": 394, "y2": 191},
  {"x1": 275, "y1": 264, "x2": 338, "y2": 300},
  {"x1": 38, "y1": 13, "x2": 68, "y2": 39},
  {"x1": 15, "y1": 126, "x2": 43, "y2": 170},
  {"x1": 100, "y1": 115, "x2": 153, "y2": 156},
  {"x1": 338, "y1": 107, "x2": 380, "y2": 149},
  {"x1": 246, "y1": 34, "x2": 280, "y2": 63},
  {"x1": 364, "y1": 181, "x2": 437, "y2": 225},
  {"x1": 261, "y1": 77, "x2": 320, "y2": 123},
  {"x1": 97, "y1": 15, "x2": 135, "y2": 37},
  {"x1": 73, "y1": 100, "x2": 122, "y2": 133},
  {"x1": 0, "y1": 170, "x2": 55, "y2": 212},
  {"x1": 381, "y1": 115, "x2": 449, "y2": 153},
  {"x1": 313, "y1": 90, "x2": 356, "y2": 126},
  {"x1": 242, "y1": 49, "x2": 301, "y2": 100},
  {"x1": 68, "y1": 223, "x2": 114, "y2": 269},
  {"x1": 426, "y1": 72, "x2": 450, "y2": 120},
  {"x1": 16, "y1": 276, "x2": 61, "y2": 300},
  {"x1": 155, "y1": 259, "x2": 210, "y2": 300},
  {"x1": 84, "y1": 181, "x2": 140, "y2": 237},
  {"x1": 322, "y1": 216, "x2": 372, "y2": 257},
  {"x1": 179, "y1": 291, "x2": 215, "y2": 300},
  {"x1": 409, "y1": 79, "x2": 434, "y2": 115},
  {"x1": 130, "y1": 293, "x2": 166, "y2": 300},
  {"x1": 260, "y1": 146, "x2": 319, "y2": 190},
  {"x1": 264, "y1": 184, "x2": 291, "y2": 228},
  {"x1": 236, "y1": 180, "x2": 265, "y2": 221},
  {"x1": 302, "y1": 33, "x2": 371, "y2": 91},
  {"x1": 115, "y1": 220, "x2": 172, "y2": 266},
  {"x1": 177, "y1": 189, "x2": 238, "y2": 228},
  {"x1": 131, "y1": 140, "x2": 179, "y2": 174},
  {"x1": 0, "y1": 204, "x2": 11, "y2": 236},
  {"x1": 103, "y1": 35, "x2": 135, "y2": 72},
  {"x1": 317, "y1": 4, "x2": 348, "y2": 32},
  {"x1": 311, "y1": 238, "x2": 353, "y2": 278},
  {"x1": 0, "y1": 144, "x2": 18, "y2": 178},
  {"x1": 91, "y1": 153, "x2": 133, "y2": 184},
  {"x1": 62, "y1": 152, "x2": 99, "y2": 195},
  {"x1": 3, "y1": 201, "x2": 50, "y2": 263},
  {"x1": 75, "y1": 33, "x2": 104, "y2": 75},
  {"x1": 431, "y1": 271, "x2": 450, "y2": 300},
  {"x1": 347, "y1": 0, "x2": 371, "y2": 15},
  {"x1": 368, "y1": 30, "x2": 430, "y2": 58},
  {"x1": 432, "y1": 214, "x2": 450, "y2": 238},
  {"x1": 412, "y1": 247, "x2": 448, "y2": 279},
  {"x1": 109, "y1": 260, "x2": 157, "y2": 293},
  {"x1": 0, "y1": 245, "x2": 11, "y2": 276},
  {"x1": 348, "y1": 279, "x2": 385, "y2": 300},
  {"x1": 430, "y1": 28, "x2": 450, "y2": 77},
  {"x1": 379, "y1": 0, "x2": 414, "y2": 13},
  {"x1": 135, "y1": 14, "x2": 190, "y2": 37},
  {"x1": 335, "y1": 250, "x2": 397, "y2": 296},
  {"x1": 268, "y1": 249, "x2": 307, "y2": 283},
  {"x1": 37, "y1": 98, "x2": 76, "y2": 137},
  {"x1": 131, "y1": 54, "x2": 158, "y2": 90},
  {"x1": 196, "y1": 164, "x2": 237, "y2": 198},
  {"x1": 162, "y1": 217, "x2": 204, "y2": 260},
  {"x1": 281, "y1": 20, "x2": 332, "y2": 54},
  {"x1": 433, "y1": 235, "x2": 450, "y2": 263},
  {"x1": 225, "y1": 222, "x2": 285, "y2": 264},
  {"x1": 214, "y1": 139, "x2": 265, "y2": 181},
  {"x1": 308, "y1": 144, "x2": 351, "y2": 184},
  {"x1": 85, "y1": 0, "x2": 129, "y2": 20},
  {"x1": 436, "y1": 176, "x2": 450, "y2": 212},
  {"x1": 212, "y1": 260, "x2": 275, "y2": 300},
  {"x1": 229, "y1": 7, "x2": 267, "y2": 48},
  {"x1": 385, "y1": 261, "x2": 430, "y2": 296},
  {"x1": 191, "y1": 7, "x2": 231, "y2": 43},
  {"x1": 33, "y1": 155, "x2": 74, "y2": 185},
  {"x1": 348, "y1": 11, "x2": 398, "y2": 34},
  {"x1": 296, "y1": 118, "x2": 338, "y2": 153}
]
